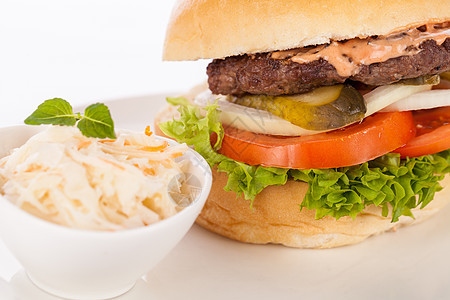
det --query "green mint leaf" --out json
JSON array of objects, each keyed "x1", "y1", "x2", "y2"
[
  {"x1": 77, "y1": 103, "x2": 116, "y2": 139},
  {"x1": 25, "y1": 99, "x2": 116, "y2": 139},
  {"x1": 24, "y1": 98, "x2": 77, "y2": 126}
]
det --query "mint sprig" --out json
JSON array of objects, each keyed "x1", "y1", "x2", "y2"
[{"x1": 25, "y1": 98, "x2": 116, "y2": 139}]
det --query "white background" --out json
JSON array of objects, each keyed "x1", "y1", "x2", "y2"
[{"x1": 0, "y1": 0, "x2": 208, "y2": 127}]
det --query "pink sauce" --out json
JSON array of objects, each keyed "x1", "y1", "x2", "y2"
[{"x1": 271, "y1": 22, "x2": 449, "y2": 77}]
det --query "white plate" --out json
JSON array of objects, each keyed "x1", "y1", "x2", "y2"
[{"x1": 1, "y1": 94, "x2": 450, "y2": 300}]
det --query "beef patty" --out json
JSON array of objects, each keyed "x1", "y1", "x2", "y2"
[{"x1": 207, "y1": 38, "x2": 450, "y2": 96}]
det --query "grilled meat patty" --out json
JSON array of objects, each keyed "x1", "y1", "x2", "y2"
[{"x1": 207, "y1": 38, "x2": 450, "y2": 96}]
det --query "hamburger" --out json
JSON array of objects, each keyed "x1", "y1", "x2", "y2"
[{"x1": 156, "y1": 0, "x2": 450, "y2": 248}]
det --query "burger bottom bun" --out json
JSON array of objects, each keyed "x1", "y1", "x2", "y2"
[{"x1": 196, "y1": 169, "x2": 450, "y2": 249}]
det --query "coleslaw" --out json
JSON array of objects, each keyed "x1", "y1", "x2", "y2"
[{"x1": 0, "y1": 126, "x2": 191, "y2": 231}]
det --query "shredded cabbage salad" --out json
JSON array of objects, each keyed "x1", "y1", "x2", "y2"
[{"x1": 0, "y1": 126, "x2": 190, "y2": 231}]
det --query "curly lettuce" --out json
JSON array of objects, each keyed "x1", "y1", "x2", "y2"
[
  {"x1": 158, "y1": 97, "x2": 289, "y2": 203},
  {"x1": 291, "y1": 151, "x2": 449, "y2": 222},
  {"x1": 159, "y1": 97, "x2": 450, "y2": 222}
]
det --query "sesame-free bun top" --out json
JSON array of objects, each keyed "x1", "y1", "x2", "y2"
[{"x1": 163, "y1": 0, "x2": 450, "y2": 61}]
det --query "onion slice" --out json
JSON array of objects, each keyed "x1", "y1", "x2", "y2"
[
  {"x1": 381, "y1": 89, "x2": 450, "y2": 112},
  {"x1": 364, "y1": 84, "x2": 432, "y2": 116}
]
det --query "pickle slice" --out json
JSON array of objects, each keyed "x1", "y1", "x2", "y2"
[
  {"x1": 228, "y1": 85, "x2": 366, "y2": 131},
  {"x1": 398, "y1": 75, "x2": 440, "y2": 86}
]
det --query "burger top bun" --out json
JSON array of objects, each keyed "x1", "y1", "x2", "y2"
[{"x1": 163, "y1": 0, "x2": 449, "y2": 61}]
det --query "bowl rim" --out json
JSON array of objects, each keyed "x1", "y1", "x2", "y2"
[{"x1": 0, "y1": 124, "x2": 212, "y2": 237}]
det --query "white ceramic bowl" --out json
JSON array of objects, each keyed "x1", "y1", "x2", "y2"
[{"x1": 0, "y1": 125, "x2": 212, "y2": 299}]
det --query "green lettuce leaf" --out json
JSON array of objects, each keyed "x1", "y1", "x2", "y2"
[
  {"x1": 290, "y1": 151, "x2": 449, "y2": 222},
  {"x1": 158, "y1": 98, "x2": 288, "y2": 206},
  {"x1": 159, "y1": 97, "x2": 450, "y2": 222}
]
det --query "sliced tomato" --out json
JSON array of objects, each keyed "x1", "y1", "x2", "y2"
[
  {"x1": 219, "y1": 111, "x2": 415, "y2": 169},
  {"x1": 393, "y1": 106, "x2": 450, "y2": 158}
]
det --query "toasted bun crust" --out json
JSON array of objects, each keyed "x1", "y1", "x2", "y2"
[
  {"x1": 196, "y1": 170, "x2": 450, "y2": 248},
  {"x1": 163, "y1": 0, "x2": 450, "y2": 61},
  {"x1": 155, "y1": 102, "x2": 450, "y2": 248}
]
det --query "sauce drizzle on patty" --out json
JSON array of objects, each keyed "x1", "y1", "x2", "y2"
[{"x1": 272, "y1": 22, "x2": 449, "y2": 77}]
